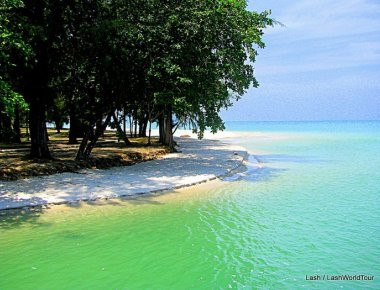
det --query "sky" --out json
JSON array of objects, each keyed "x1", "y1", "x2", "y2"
[{"x1": 221, "y1": 0, "x2": 380, "y2": 121}]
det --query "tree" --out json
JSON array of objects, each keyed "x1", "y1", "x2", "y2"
[
  {"x1": 1, "y1": 0, "x2": 272, "y2": 159},
  {"x1": 142, "y1": 0, "x2": 272, "y2": 150},
  {"x1": 46, "y1": 94, "x2": 68, "y2": 133},
  {"x1": 0, "y1": 0, "x2": 30, "y2": 142},
  {"x1": 3, "y1": 0, "x2": 71, "y2": 157},
  {"x1": 63, "y1": 0, "x2": 140, "y2": 160}
]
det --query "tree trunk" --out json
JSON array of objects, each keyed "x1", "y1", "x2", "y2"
[
  {"x1": 29, "y1": 97, "x2": 51, "y2": 158},
  {"x1": 158, "y1": 106, "x2": 175, "y2": 152},
  {"x1": 45, "y1": 125, "x2": 49, "y2": 141},
  {"x1": 69, "y1": 108, "x2": 85, "y2": 144},
  {"x1": 164, "y1": 108, "x2": 175, "y2": 152},
  {"x1": 134, "y1": 117, "x2": 138, "y2": 138},
  {"x1": 112, "y1": 112, "x2": 131, "y2": 146},
  {"x1": 128, "y1": 115, "x2": 133, "y2": 137},
  {"x1": 158, "y1": 114, "x2": 165, "y2": 144},
  {"x1": 54, "y1": 117, "x2": 62, "y2": 133},
  {"x1": 123, "y1": 110, "x2": 126, "y2": 136},
  {"x1": 69, "y1": 110, "x2": 78, "y2": 144},
  {"x1": 23, "y1": 0, "x2": 63, "y2": 158},
  {"x1": 147, "y1": 121, "x2": 152, "y2": 146},
  {"x1": 138, "y1": 115, "x2": 148, "y2": 137},
  {"x1": 75, "y1": 129, "x2": 91, "y2": 160},
  {"x1": 0, "y1": 106, "x2": 16, "y2": 143},
  {"x1": 68, "y1": 125, "x2": 77, "y2": 143},
  {"x1": 76, "y1": 112, "x2": 113, "y2": 160},
  {"x1": 26, "y1": 124, "x2": 30, "y2": 141},
  {"x1": 138, "y1": 117, "x2": 143, "y2": 137},
  {"x1": 141, "y1": 115, "x2": 148, "y2": 137},
  {"x1": 13, "y1": 106, "x2": 21, "y2": 143}
]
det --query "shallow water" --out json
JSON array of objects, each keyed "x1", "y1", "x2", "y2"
[{"x1": 1, "y1": 121, "x2": 379, "y2": 289}]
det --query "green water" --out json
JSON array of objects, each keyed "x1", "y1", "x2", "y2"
[{"x1": 1, "y1": 121, "x2": 379, "y2": 289}]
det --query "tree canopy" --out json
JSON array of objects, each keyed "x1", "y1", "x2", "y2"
[{"x1": 0, "y1": 0, "x2": 272, "y2": 158}]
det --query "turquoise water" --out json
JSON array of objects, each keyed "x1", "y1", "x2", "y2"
[{"x1": 1, "y1": 121, "x2": 379, "y2": 289}]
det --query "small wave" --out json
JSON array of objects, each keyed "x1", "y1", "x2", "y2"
[{"x1": 221, "y1": 155, "x2": 263, "y2": 182}]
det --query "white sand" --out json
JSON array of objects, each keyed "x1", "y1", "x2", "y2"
[{"x1": 0, "y1": 137, "x2": 248, "y2": 210}]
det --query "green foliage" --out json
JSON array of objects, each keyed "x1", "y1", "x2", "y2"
[
  {"x1": 1, "y1": 0, "x2": 272, "y2": 151},
  {"x1": 0, "y1": 80, "x2": 28, "y2": 116},
  {"x1": 0, "y1": 0, "x2": 30, "y2": 117},
  {"x1": 138, "y1": 0, "x2": 272, "y2": 137}
]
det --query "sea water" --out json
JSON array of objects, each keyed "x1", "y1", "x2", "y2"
[{"x1": 0, "y1": 121, "x2": 379, "y2": 289}]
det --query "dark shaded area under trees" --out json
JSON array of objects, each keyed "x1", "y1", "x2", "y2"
[{"x1": 0, "y1": 0, "x2": 272, "y2": 160}]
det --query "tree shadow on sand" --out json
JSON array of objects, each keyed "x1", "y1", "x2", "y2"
[{"x1": 0, "y1": 138, "x2": 246, "y2": 209}]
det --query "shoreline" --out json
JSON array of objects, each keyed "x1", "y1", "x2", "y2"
[{"x1": 0, "y1": 137, "x2": 249, "y2": 211}]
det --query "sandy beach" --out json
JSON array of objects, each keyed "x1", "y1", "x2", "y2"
[{"x1": 0, "y1": 134, "x2": 250, "y2": 210}]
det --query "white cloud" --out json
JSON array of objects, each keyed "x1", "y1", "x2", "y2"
[
  {"x1": 229, "y1": 0, "x2": 380, "y2": 120},
  {"x1": 252, "y1": 0, "x2": 380, "y2": 75},
  {"x1": 268, "y1": 0, "x2": 380, "y2": 39},
  {"x1": 256, "y1": 39, "x2": 380, "y2": 75}
]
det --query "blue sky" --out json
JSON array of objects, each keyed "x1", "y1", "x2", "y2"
[{"x1": 222, "y1": 0, "x2": 380, "y2": 121}]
